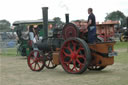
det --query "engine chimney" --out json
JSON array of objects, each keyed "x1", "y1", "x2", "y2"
[
  {"x1": 126, "y1": 17, "x2": 128, "y2": 28},
  {"x1": 65, "y1": 14, "x2": 69, "y2": 23},
  {"x1": 42, "y1": 7, "x2": 48, "y2": 38}
]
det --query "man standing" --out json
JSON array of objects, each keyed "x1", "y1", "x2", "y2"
[
  {"x1": 28, "y1": 25, "x2": 34, "y2": 41},
  {"x1": 87, "y1": 8, "x2": 96, "y2": 44}
]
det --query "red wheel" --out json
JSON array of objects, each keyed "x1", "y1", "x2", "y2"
[
  {"x1": 62, "y1": 23, "x2": 79, "y2": 40},
  {"x1": 45, "y1": 52, "x2": 57, "y2": 69},
  {"x1": 88, "y1": 66, "x2": 106, "y2": 71},
  {"x1": 27, "y1": 50, "x2": 45, "y2": 71},
  {"x1": 60, "y1": 38, "x2": 91, "y2": 74}
]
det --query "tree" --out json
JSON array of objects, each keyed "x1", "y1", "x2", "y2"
[
  {"x1": 105, "y1": 11, "x2": 126, "y2": 27},
  {"x1": 0, "y1": 19, "x2": 11, "y2": 31},
  {"x1": 53, "y1": 17, "x2": 64, "y2": 28}
]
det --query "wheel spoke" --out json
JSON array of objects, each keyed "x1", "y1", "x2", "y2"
[
  {"x1": 67, "y1": 43, "x2": 73, "y2": 53},
  {"x1": 47, "y1": 60, "x2": 50, "y2": 67},
  {"x1": 71, "y1": 60, "x2": 76, "y2": 71},
  {"x1": 64, "y1": 58, "x2": 72, "y2": 64},
  {"x1": 46, "y1": 60, "x2": 55, "y2": 67},
  {"x1": 51, "y1": 61, "x2": 55, "y2": 66},
  {"x1": 71, "y1": 41, "x2": 76, "y2": 51},
  {"x1": 78, "y1": 55, "x2": 86, "y2": 60},
  {"x1": 75, "y1": 67, "x2": 79, "y2": 72},
  {"x1": 30, "y1": 61, "x2": 35, "y2": 66},
  {"x1": 34, "y1": 63, "x2": 37, "y2": 70},
  {"x1": 67, "y1": 47, "x2": 73, "y2": 54},
  {"x1": 77, "y1": 48, "x2": 84, "y2": 54},
  {"x1": 62, "y1": 47, "x2": 73, "y2": 56},
  {"x1": 78, "y1": 55, "x2": 85, "y2": 58},
  {"x1": 76, "y1": 59, "x2": 84, "y2": 66},
  {"x1": 71, "y1": 66, "x2": 75, "y2": 71},
  {"x1": 79, "y1": 64, "x2": 83, "y2": 69},
  {"x1": 63, "y1": 46, "x2": 73, "y2": 55},
  {"x1": 63, "y1": 51, "x2": 71, "y2": 57},
  {"x1": 37, "y1": 63, "x2": 41, "y2": 69},
  {"x1": 30, "y1": 57, "x2": 35, "y2": 61}
]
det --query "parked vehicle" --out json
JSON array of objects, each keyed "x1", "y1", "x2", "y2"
[
  {"x1": 120, "y1": 28, "x2": 128, "y2": 42},
  {"x1": 13, "y1": 19, "x2": 55, "y2": 56}
]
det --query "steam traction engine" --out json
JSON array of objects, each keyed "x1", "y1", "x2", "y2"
[{"x1": 27, "y1": 7, "x2": 117, "y2": 74}]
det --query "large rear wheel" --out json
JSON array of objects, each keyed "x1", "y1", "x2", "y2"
[{"x1": 60, "y1": 38, "x2": 91, "y2": 74}]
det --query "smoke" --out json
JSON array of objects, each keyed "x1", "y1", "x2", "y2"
[{"x1": 58, "y1": 0, "x2": 69, "y2": 13}]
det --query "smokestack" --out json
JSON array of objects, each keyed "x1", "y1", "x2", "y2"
[
  {"x1": 42, "y1": 7, "x2": 48, "y2": 38},
  {"x1": 126, "y1": 17, "x2": 128, "y2": 28},
  {"x1": 65, "y1": 14, "x2": 69, "y2": 23}
]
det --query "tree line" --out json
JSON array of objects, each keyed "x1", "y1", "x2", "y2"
[
  {"x1": 105, "y1": 10, "x2": 127, "y2": 27},
  {"x1": 0, "y1": 19, "x2": 11, "y2": 32}
]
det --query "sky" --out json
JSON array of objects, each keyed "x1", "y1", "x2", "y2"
[{"x1": 0, "y1": 0, "x2": 128, "y2": 24}]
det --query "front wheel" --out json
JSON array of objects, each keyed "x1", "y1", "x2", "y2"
[
  {"x1": 27, "y1": 50, "x2": 45, "y2": 71},
  {"x1": 60, "y1": 38, "x2": 91, "y2": 74}
]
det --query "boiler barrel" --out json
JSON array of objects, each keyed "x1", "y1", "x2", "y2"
[{"x1": 37, "y1": 38, "x2": 64, "y2": 51}]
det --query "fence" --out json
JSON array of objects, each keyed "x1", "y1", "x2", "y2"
[{"x1": 0, "y1": 32, "x2": 17, "y2": 55}]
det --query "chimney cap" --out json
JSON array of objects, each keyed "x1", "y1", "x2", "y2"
[{"x1": 42, "y1": 7, "x2": 48, "y2": 9}]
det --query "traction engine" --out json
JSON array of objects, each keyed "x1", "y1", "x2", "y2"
[{"x1": 27, "y1": 7, "x2": 117, "y2": 74}]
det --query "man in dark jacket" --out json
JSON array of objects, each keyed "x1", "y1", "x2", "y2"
[{"x1": 87, "y1": 8, "x2": 96, "y2": 44}]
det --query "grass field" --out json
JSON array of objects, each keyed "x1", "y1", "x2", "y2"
[
  {"x1": 0, "y1": 48, "x2": 17, "y2": 56},
  {"x1": 0, "y1": 41, "x2": 128, "y2": 85},
  {"x1": 114, "y1": 41, "x2": 128, "y2": 49}
]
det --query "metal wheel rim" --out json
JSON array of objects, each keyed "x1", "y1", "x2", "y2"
[
  {"x1": 60, "y1": 39, "x2": 88, "y2": 74},
  {"x1": 27, "y1": 50, "x2": 44, "y2": 71},
  {"x1": 63, "y1": 23, "x2": 79, "y2": 40}
]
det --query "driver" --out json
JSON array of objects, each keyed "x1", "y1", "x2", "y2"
[{"x1": 87, "y1": 8, "x2": 96, "y2": 44}]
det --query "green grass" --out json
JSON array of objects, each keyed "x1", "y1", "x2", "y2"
[
  {"x1": 114, "y1": 41, "x2": 128, "y2": 49},
  {"x1": 0, "y1": 48, "x2": 17, "y2": 57},
  {"x1": 114, "y1": 41, "x2": 128, "y2": 64},
  {"x1": 115, "y1": 51, "x2": 128, "y2": 64}
]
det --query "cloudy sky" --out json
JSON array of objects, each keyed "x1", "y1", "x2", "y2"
[{"x1": 0, "y1": 0, "x2": 128, "y2": 24}]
